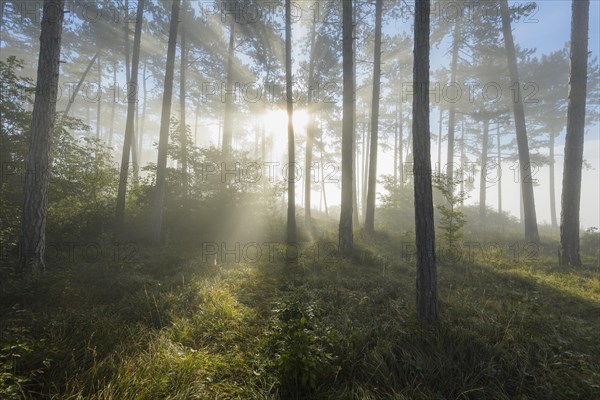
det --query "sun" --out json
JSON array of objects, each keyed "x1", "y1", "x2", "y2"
[{"x1": 263, "y1": 109, "x2": 310, "y2": 132}]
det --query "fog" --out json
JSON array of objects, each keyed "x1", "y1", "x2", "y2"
[{"x1": 1, "y1": 1, "x2": 599, "y2": 398}]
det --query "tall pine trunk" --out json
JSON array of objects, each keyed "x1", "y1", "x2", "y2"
[
  {"x1": 339, "y1": 0, "x2": 354, "y2": 256},
  {"x1": 305, "y1": 10, "x2": 317, "y2": 228},
  {"x1": 285, "y1": 0, "x2": 297, "y2": 244},
  {"x1": 500, "y1": 0, "x2": 539, "y2": 243},
  {"x1": 18, "y1": 0, "x2": 65, "y2": 273},
  {"x1": 479, "y1": 118, "x2": 489, "y2": 221},
  {"x1": 108, "y1": 60, "x2": 117, "y2": 148},
  {"x1": 96, "y1": 55, "x2": 102, "y2": 139},
  {"x1": 496, "y1": 122, "x2": 502, "y2": 214},
  {"x1": 179, "y1": 1, "x2": 189, "y2": 198},
  {"x1": 151, "y1": 0, "x2": 181, "y2": 244},
  {"x1": 560, "y1": 0, "x2": 589, "y2": 266},
  {"x1": 222, "y1": 19, "x2": 235, "y2": 155},
  {"x1": 549, "y1": 131, "x2": 557, "y2": 227},
  {"x1": 413, "y1": 0, "x2": 438, "y2": 323},
  {"x1": 365, "y1": 0, "x2": 383, "y2": 233},
  {"x1": 115, "y1": 0, "x2": 144, "y2": 231},
  {"x1": 445, "y1": 21, "x2": 460, "y2": 187}
]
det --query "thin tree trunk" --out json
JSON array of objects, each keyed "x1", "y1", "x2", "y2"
[
  {"x1": 222, "y1": 19, "x2": 235, "y2": 155},
  {"x1": 446, "y1": 20, "x2": 461, "y2": 187},
  {"x1": 399, "y1": 98, "x2": 404, "y2": 185},
  {"x1": 479, "y1": 118, "x2": 489, "y2": 221},
  {"x1": 413, "y1": 0, "x2": 438, "y2": 324},
  {"x1": 339, "y1": 0, "x2": 354, "y2": 256},
  {"x1": 352, "y1": 1, "x2": 359, "y2": 228},
  {"x1": 549, "y1": 131, "x2": 557, "y2": 227},
  {"x1": 180, "y1": 2, "x2": 189, "y2": 198},
  {"x1": 560, "y1": 0, "x2": 589, "y2": 266},
  {"x1": 139, "y1": 59, "x2": 147, "y2": 160},
  {"x1": 305, "y1": 11, "x2": 317, "y2": 228},
  {"x1": 115, "y1": 0, "x2": 145, "y2": 231},
  {"x1": 194, "y1": 100, "x2": 200, "y2": 147},
  {"x1": 108, "y1": 60, "x2": 117, "y2": 148},
  {"x1": 362, "y1": 112, "x2": 369, "y2": 218},
  {"x1": 394, "y1": 102, "x2": 399, "y2": 183},
  {"x1": 96, "y1": 54, "x2": 102, "y2": 139},
  {"x1": 437, "y1": 108, "x2": 443, "y2": 175},
  {"x1": 500, "y1": 0, "x2": 539, "y2": 243},
  {"x1": 497, "y1": 122, "x2": 502, "y2": 214},
  {"x1": 63, "y1": 52, "x2": 99, "y2": 117},
  {"x1": 17, "y1": 0, "x2": 65, "y2": 273},
  {"x1": 151, "y1": 0, "x2": 181, "y2": 244},
  {"x1": 365, "y1": 0, "x2": 383, "y2": 233},
  {"x1": 285, "y1": 0, "x2": 297, "y2": 244},
  {"x1": 124, "y1": 0, "x2": 131, "y2": 83}
]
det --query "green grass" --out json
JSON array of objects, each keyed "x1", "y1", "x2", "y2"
[{"x1": 0, "y1": 233, "x2": 598, "y2": 399}]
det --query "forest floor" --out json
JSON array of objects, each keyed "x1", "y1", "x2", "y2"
[{"x1": 1, "y1": 232, "x2": 599, "y2": 399}]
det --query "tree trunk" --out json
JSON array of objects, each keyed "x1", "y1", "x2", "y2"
[
  {"x1": 115, "y1": 0, "x2": 145, "y2": 231},
  {"x1": 394, "y1": 103, "x2": 398, "y2": 183},
  {"x1": 560, "y1": 0, "x2": 589, "y2": 266},
  {"x1": 108, "y1": 60, "x2": 117, "y2": 148},
  {"x1": 17, "y1": 0, "x2": 65, "y2": 273},
  {"x1": 285, "y1": 0, "x2": 297, "y2": 244},
  {"x1": 437, "y1": 108, "x2": 443, "y2": 175},
  {"x1": 151, "y1": 0, "x2": 181, "y2": 244},
  {"x1": 413, "y1": 0, "x2": 438, "y2": 323},
  {"x1": 305, "y1": 12, "x2": 317, "y2": 228},
  {"x1": 124, "y1": 0, "x2": 131, "y2": 83},
  {"x1": 496, "y1": 122, "x2": 502, "y2": 214},
  {"x1": 399, "y1": 98, "x2": 404, "y2": 185},
  {"x1": 352, "y1": 2, "x2": 359, "y2": 228},
  {"x1": 361, "y1": 112, "x2": 369, "y2": 219},
  {"x1": 222, "y1": 19, "x2": 235, "y2": 155},
  {"x1": 479, "y1": 118, "x2": 489, "y2": 221},
  {"x1": 365, "y1": 0, "x2": 383, "y2": 233},
  {"x1": 446, "y1": 20, "x2": 460, "y2": 187},
  {"x1": 500, "y1": 0, "x2": 539, "y2": 243},
  {"x1": 549, "y1": 130, "x2": 557, "y2": 227},
  {"x1": 339, "y1": 0, "x2": 354, "y2": 256},
  {"x1": 139, "y1": 59, "x2": 147, "y2": 160},
  {"x1": 96, "y1": 54, "x2": 102, "y2": 139},
  {"x1": 179, "y1": 2, "x2": 189, "y2": 198},
  {"x1": 63, "y1": 52, "x2": 98, "y2": 117}
]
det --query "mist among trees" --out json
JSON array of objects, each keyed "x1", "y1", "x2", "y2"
[{"x1": 1, "y1": 1, "x2": 599, "y2": 398}]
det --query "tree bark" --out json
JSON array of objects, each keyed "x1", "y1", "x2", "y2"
[
  {"x1": 500, "y1": 0, "x2": 539, "y2": 243},
  {"x1": 285, "y1": 0, "x2": 297, "y2": 244},
  {"x1": 115, "y1": 0, "x2": 144, "y2": 231},
  {"x1": 413, "y1": 0, "x2": 438, "y2": 323},
  {"x1": 365, "y1": 0, "x2": 383, "y2": 233},
  {"x1": 17, "y1": 0, "x2": 65, "y2": 273},
  {"x1": 151, "y1": 0, "x2": 181, "y2": 244},
  {"x1": 560, "y1": 0, "x2": 589, "y2": 266},
  {"x1": 339, "y1": 0, "x2": 354, "y2": 257}
]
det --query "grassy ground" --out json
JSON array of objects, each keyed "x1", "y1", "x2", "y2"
[{"x1": 1, "y1": 233, "x2": 598, "y2": 399}]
